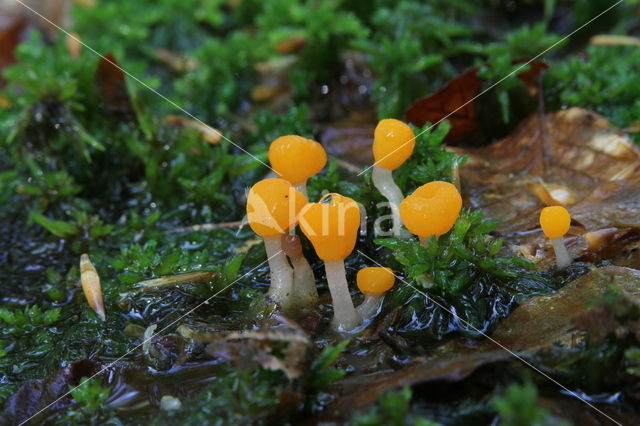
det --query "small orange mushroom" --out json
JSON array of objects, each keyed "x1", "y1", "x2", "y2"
[
  {"x1": 268, "y1": 135, "x2": 327, "y2": 198},
  {"x1": 399, "y1": 181, "x2": 462, "y2": 245},
  {"x1": 246, "y1": 178, "x2": 308, "y2": 308},
  {"x1": 371, "y1": 119, "x2": 416, "y2": 237},
  {"x1": 539, "y1": 206, "x2": 572, "y2": 269},
  {"x1": 356, "y1": 267, "x2": 395, "y2": 319},
  {"x1": 299, "y1": 193, "x2": 362, "y2": 330}
]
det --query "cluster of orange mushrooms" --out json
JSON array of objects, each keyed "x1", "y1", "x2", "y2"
[
  {"x1": 246, "y1": 119, "x2": 573, "y2": 332},
  {"x1": 77, "y1": 121, "x2": 572, "y2": 325}
]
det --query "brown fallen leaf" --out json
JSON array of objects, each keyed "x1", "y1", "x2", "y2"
[
  {"x1": 274, "y1": 35, "x2": 306, "y2": 54},
  {"x1": 205, "y1": 315, "x2": 311, "y2": 380},
  {"x1": 456, "y1": 108, "x2": 640, "y2": 266},
  {"x1": 251, "y1": 82, "x2": 288, "y2": 102},
  {"x1": 0, "y1": 1, "x2": 70, "y2": 35},
  {"x1": 2, "y1": 359, "x2": 103, "y2": 424},
  {"x1": 95, "y1": 53, "x2": 135, "y2": 119},
  {"x1": 490, "y1": 266, "x2": 640, "y2": 351},
  {"x1": 0, "y1": 19, "x2": 27, "y2": 86},
  {"x1": 405, "y1": 60, "x2": 547, "y2": 145},
  {"x1": 325, "y1": 350, "x2": 511, "y2": 419},
  {"x1": 406, "y1": 67, "x2": 481, "y2": 145}
]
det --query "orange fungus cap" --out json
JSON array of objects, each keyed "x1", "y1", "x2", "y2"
[
  {"x1": 246, "y1": 178, "x2": 308, "y2": 237},
  {"x1": 399, "y1": 181, "x2": 462, "y2": 237},
  {"x1": 539, "y1": 206, "x2": 571, "y2": 239},
  {"x1": 357, "y1": 267, "x2": 395, "y2": 295},
  {"x1": 299, "y1": 193, "x2": 361, "y2": 261},
  {"x1": 372, "y1": 119, "x2": 416, "y2": 170},
  {"x1": 268, "y1": 135, "x2": 327, "y2": 184}
]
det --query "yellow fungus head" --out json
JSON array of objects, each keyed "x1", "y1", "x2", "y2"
[
  {"x1": 357, "y1": 267, "x2": 395, "y2": 296},
  {"x1": 372, "y1": 119, "x2": 416, "y2": 170},
  {"x1": 268, "y1": 135, "x2": 328, "y2": 184},
  {"x1": 539, "y1": 206, "x2": 571, "y2": 239},
  {"x1": 399, "y1": 181, "x2": 462, "y2": 238},
  {"x1": 246, "y1": 178, "x2": 308, "y2": 237},
  {"x1": 299, "y1": 193, "x2": 360, "y2": 261}
]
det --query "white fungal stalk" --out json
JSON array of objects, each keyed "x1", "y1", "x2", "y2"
[
  {"x1": 264, "y1": 235, "x2": 294, "y2": 308},
  {"x1": 357, "y1": 294, "x2": 383, "y2": 319},
  {"x1": 550, "y1": 237, "x2": 572, "y2": 269},
  {"x1": 282, "y1": 234, "x2": 318, "y2": 310},
  {"x1": 293, "y1": 180, "x2": 308, "y2": 199},
  {"x1": 324, "y1": 259, "x2": 361, "y2": 331},
  {"x1": 291, "y1": 256, "x2": 318, "y2": 308},
  {"x1": 80, "y1": 253, "x2": 105, "y2": 320},
  {"x1": 372, "y1": 165, "x2": 404, "y2": 237},
  {"x1": 419, "y1": 236, "x2": 433, "y2": 247}
]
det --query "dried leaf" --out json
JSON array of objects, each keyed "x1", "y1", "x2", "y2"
[
  {"x1": 456, "y1": 108, "x2": 640, "y2": 265},
  {"x1": 94, "y1": 53, "x2": 135, "y2": 118},
  {"x1": 0, "y1": 19, "x2": 27, "y2": 86},
  {"x1": 2, "y1": 359, "x2": 103, "y2": 424},
  {"x1": 405, "y1": 60, "x2": 547, "y2": 145},
  {"x1": 274, "y1": 36, "x2": 306, "y2": 54},
  {"x1": 406, "y1": 67, "x2": 481, "y2": 145},
  {"x1": 205, "y1": 316, "x2": 311, "y2": 380},
  {"x1": 327, "y1": 350, "x2": 511, "y2": 418},
  {"x1": 490, "y1": 266, "x2": 640, "y2": 351}
]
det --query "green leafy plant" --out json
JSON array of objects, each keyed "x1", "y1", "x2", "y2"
[
  {"x1": 152, "y1": 368, "x2": 284, "y2": 426},
  {"x1": 545, "y1": 45, "x2": 640, "y2": 143},
  {"x1": 307, "y1": 339, "x2": 350, "y2": 391},
  {"x1": 492, "y1": 381, "x2": 563, "y2": 426},
  {"x1": 53, "y1": 377, "x2": 118, "y2": 425},
  {"x1": 394, "y1": 121, "x2": 466, "y2": 193},
  {"x1": 354, "y1": 1, "x2": 476, "y2": 118},
  {"x1": 349, "y1": 387, "x2": 441, "y2": 426},
  {"x1": 377, "y1": 209, "x2": 533, "y2": 297}
]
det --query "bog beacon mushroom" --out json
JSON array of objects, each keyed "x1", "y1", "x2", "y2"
[
  {"x1": 246, "y1": 178, "x2": 308, "y2": 309},
  {"x1": 371, "y1": 119, "x2": 416, "y2": 237},
  {"x1": 356, "y1": 267, "x2": 395, "y2": 320},
  {"x1": 539, "y1": 206, "x2": 572, "y2": 269},
  {"x1": 268, "y1": 135, "x2": 327, "y2": 198},
  {"x1": 399, "y1": 181, "x2": 462, "y2": 246},
  {"x1": 299, "y1": 193, "x2": 362, "y2": 331}
]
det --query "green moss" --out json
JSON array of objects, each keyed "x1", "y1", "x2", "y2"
[
  {"x1": 349, "y1": 387, "x2": 441, "y2": 426},
  {"x1": 2, "y1": 0, "x2": 640, "y2": 423},
  {"x1": 492, "y1": 381, "x2": 562, "y2": 426}
]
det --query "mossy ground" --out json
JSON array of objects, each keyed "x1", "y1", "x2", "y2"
[{"x1": 1, "y1": 1, "x2": 640, "y2": 424}]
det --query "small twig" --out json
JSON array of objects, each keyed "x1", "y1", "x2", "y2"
[
  {"x1": 165, "y1": 221, "x2": 243, "y2": 234},
  {"x1": 331, "y1": 157, "x2": 364, "y2": 175},
  {"x1": 590, "y1": 34, "x2": 640, "y2": 47},
  {"x1": 124, "y1": 270, "x2": 217, "y2": 297}
]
